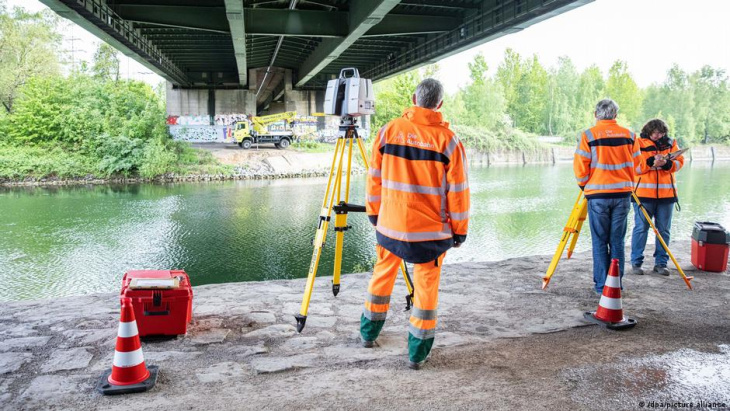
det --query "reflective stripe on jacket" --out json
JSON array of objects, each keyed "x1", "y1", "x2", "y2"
[
  {"x1": 634, "y1": 135, "x2": 683, "y2": 203},
  {"x1": 366, "y1": 106, "x2": 470, "y2": 264},
  {"x1": 573, "y1": 119, "x2": 643, "y2": 200}
]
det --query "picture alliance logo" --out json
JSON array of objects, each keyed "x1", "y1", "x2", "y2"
[{"x1": 640, "y1": 400, "x2": 728, "y2": 408}]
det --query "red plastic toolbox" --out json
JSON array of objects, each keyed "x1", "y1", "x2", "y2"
[
  {"x1": 120, "y1": 270, "x2": 193, "y2": 336},
  {"x1": 691, "y1": 222, "x2": 730, "y2": 272}
]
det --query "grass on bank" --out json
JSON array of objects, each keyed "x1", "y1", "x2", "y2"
[{"x1": 290, "y1": 140, "x2": 335, "y2": 153}]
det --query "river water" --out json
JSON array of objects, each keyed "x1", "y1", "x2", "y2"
[{"x1": 1, "y1": 163, "x2": 728, "y2": 302}]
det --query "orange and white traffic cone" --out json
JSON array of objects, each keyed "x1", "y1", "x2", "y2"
[
  {"x1": 583, "y1": 258, "x2": 637, "y2": 330},
  {"x1": 96, "y1": 297, "x2": 159, "y2": 395}
]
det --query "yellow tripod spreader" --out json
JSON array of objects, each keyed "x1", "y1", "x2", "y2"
[
  {"x1": 295, "y1": 116, "x2": 414, "y2": 333},
  {"x1": 543, "y1": 192, "x2": 588, "y2": 289}
]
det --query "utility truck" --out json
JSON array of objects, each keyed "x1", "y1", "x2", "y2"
[{"x1": 233, "y1": 111, "x2": 297, "y2": 149}]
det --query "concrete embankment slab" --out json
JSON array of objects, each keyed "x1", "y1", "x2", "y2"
[{"x1": 0, "y1": 241, "x2": 728, "y2": 410}]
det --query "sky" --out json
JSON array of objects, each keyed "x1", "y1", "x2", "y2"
[{"x1": 7, "y1": 0, "x2": 730, "y2": 93}]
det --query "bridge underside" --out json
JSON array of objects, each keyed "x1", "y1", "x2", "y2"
[{"x1": 41, "y1": 0, "x2": 592, "y2": 115}]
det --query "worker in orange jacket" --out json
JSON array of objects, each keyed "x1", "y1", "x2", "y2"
[
  {"x1": 630, "y1": 118, "x2": 684, "y2": 276},
  {"x1": 361, "y1": 78, "x2": 470, "y2": 370},
  {"x1": 574, "y1": 99, "x2": 643, "y2": 294}
]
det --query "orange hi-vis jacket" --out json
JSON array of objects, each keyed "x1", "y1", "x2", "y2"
[
  {"x1": 366, "y1": 106, "x2": 470, "y2": 264},
  {"x1": 634, "y1": 134, "x2": 684, "y2": 203},
  {"x1": 574, "y1": 119, "x2": 643, "y2": 199}
]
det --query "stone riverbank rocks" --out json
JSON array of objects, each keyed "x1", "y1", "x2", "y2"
[{"x1": 0, "y1": 242, "x2": 727, "y2": 410}]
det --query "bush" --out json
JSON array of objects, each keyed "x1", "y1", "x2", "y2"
[
  {"x1": 0, "y1": 72, "x2": 233, "y2": 180},
  {"x1": 95, "y1": 134, "x2": 145, "y2": 176},
  {"x1": 0, "y1": 145, "x2": 95, "y2": 179},
  {"x1": 452, "y1": 124, "x2": 543, "y2": 153}
]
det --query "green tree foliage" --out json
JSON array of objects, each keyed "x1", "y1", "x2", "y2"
[
  {"x1": 513, "y1": 55, "x2": 548, "y2": 134},
  {"x1": 372, "y1": 51, "x2": 730, "y2": 149},
  {"x1": 3, "y1": 72, "x2": 201, "y2": 177},
  {"x1": 0, "y1": 5, "x2": 61, "y2": 112},
  {"x1": 453, "y1": 53, "x2": 506, "y2": 129},
  {"x1": 371, "y1": 65, "x2": 438, "y2": 134},
  {"x1": 691, "y1": 66, "x2": 730, "y2": 143},
  {"x1": 496, "y1": 48, "x2": 523, "y2": 122},
  {"x1": 575, "y1": 65, "x2": 605, "y2": 133},
  {"x1": 92, "y1": 43, "x2": 120, "y2": 82},
  {"x1": 545, "y1": 57, "x2": 580, "y2": 137},
  {"x1": 641, "y1": 65, "x2": 730, "y2": 145},
  {"x1": 605, "y1": 60, "x2": 643, "y2": 128}
]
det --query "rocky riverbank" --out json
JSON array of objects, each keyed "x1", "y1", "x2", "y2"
[
  {"x1": 1, "y1": 241, "x2": 728, "y2": 410},
  {"x1": 2, "y1": 143, "x2": 729, "y2": 188}
]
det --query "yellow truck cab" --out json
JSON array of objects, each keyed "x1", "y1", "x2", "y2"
[{"x1": 234, "y1": 111, "x2": 297, "y2": 149}]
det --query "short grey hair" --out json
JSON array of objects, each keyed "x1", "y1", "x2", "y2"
[
  {"x1": 595, "y1": 99, "x2": 619, "y2": 120},
  {"x1": 414, "y1": 78, "x2": 444, "y2": 109}
]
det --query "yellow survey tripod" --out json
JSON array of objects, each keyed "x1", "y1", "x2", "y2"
[
  {"x1": 295, "y1": 115, "x2": 414, "y2": 333},
  {"x1": 543, "y1": 192, "x2": 588, "y2": 289}
]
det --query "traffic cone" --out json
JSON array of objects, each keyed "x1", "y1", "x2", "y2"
[
  {"x1": 96, "y1": 297, "x2": 159, "y2": 395},
  {"x1": 583, "y1": 258, "x2": 637, "y2": 330}
]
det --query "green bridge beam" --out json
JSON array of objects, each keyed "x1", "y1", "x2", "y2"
[
  {"x1": 295, "y1": 0, "x2": 403, "y2": 87},
  {"x1": 224, "y1": 0, "x2": 247, "y2": 86},
  {"x1": 116, "y1": 5, "x2": 461, "y2": 38}
]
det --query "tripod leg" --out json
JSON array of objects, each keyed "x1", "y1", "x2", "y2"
[
  {"x1": 331, "y1": 135, "x2": 350, "y2": 295},
  {"x1": 356, "y1": 136, "x2": 369, "y2": 169},
  {"x1": 543, "y1": 192, "x2": 583, "y2": 289},
  {"x1": 567, "y1": 198, "x2": 588, "y2": 259},
  {"x1": 632, "y1": 192, "x2": 693, "y2": 290},
  {"x1": 400, "y1": 261, "x2": 414, "y2": 310},
  {"x1": 296, "y1": 139, "x2": 346, "y2": 332}
]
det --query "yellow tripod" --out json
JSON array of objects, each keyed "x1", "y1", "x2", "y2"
[
  {"x1": 543, "y1": 192, "x2": 588, "y2": 289},
  {"x1": 295, "y1": 116, "x2": 414, "y2": 333}
]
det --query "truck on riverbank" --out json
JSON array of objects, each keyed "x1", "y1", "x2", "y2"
[{"x1": 234, "y1": 112, "x2": 297, "y2": 149}]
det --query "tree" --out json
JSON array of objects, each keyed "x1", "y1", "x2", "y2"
[
  {"x1": 513, "y1": 55, "x2": 548, "y2": 134},
  {"x1": 92, "y1": 43, "x2": 121, "y2": 82},
  {"x1": 575, "y1": 65, "x2": 605, "y2": 134},
  {"x1": 468, "y1": 53, "x2": 490, "y2": 86},
  {"x1": 459, "y1": 53, "x2": 505, "y2": 129},
  {"x1": 605, "y1": 60, "x2": 643, "y2": 128},
  {"x1": 545, "y1": 56, "x2": 580, "y2": 137},
  {"x1": 496, "y1": 48, "x2": 524, "y2": 125},
  {"x1": 371, "y1": 64, "x2": 441, "y2": 133},
  {"x1": 691, "y1": 66, "x2": 730, "y2": 143},
  {"x1": 0, "y1": 6, "x2": 61, "y2": 112}
]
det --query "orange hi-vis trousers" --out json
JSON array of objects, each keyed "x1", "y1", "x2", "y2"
[{"x1": 360, "y1": 245, "x2": 446, "y2": 363}]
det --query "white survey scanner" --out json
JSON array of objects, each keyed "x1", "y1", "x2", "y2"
[{"x1": 323, "y1": 68, "x2": 375, "y2": 117}]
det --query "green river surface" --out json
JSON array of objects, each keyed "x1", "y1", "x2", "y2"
[{"x1": 1, "y1": 163, "x2": 729, "y2": 302}]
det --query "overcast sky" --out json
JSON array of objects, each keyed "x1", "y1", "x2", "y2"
[{"x1": 8, "y1": 0, "x2": 730, "y2": 93}]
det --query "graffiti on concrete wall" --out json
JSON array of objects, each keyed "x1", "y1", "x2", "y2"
[
  {"x1": 292, "y1": 116, "x2": 319, "y2": 137},
  {"x1": 214, "y1": 113, "x2": 248, "y2": 126},
  {"x1": 168, "y1": 114, "x2": 248, "y2": 142},
  {"x1": 169, "y1": 125, "x2": 228, "y2": 142},
  {"x1": 167, "y1": 113, "x2": 359, "y2": 143},
  {"x1": 166, "y1": 115, "x2": 211, "y2": 126}
]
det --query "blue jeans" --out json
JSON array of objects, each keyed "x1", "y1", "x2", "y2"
[
  {"x1": 588, "y1": 197, "x2": 630, "y2": 293},
  {"x1": 631, "y1": 201, "x2": 673, "y2": 268}
]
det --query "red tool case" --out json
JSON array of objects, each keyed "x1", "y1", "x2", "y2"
[
  {"x1": 120, "y1": 270, "x2": 193, "y2": 336},
  {"x1": 691, "y1": 222, "x2": 729, "y2": 273}
]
